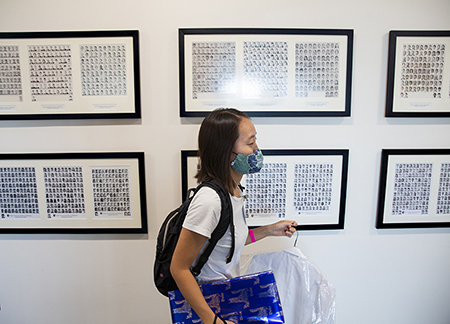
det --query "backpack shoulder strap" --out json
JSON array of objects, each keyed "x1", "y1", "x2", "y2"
[
  {"x1": 204, "y1": 179, "x2": 235, "y2": 263},
  {"x1": 190, "y1": 178, "x2": 235, "y2": 277}
]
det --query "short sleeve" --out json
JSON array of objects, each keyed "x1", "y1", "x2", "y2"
[{"x1": 183, "y1": 186, "x2": 221, "y2": 239}]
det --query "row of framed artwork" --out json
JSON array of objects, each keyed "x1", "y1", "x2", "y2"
[
  {"x1": 183, "y1": 149, "x2": 450, "y2": 230},
  {"x1": 0, "y1": 29, "x2": 449, "y2": 119},
  {"x1": 0, "y1": 149, "x2": 448, "y2": 234},
  {"x1": 180, "y1": 28, "x2": 450, "y2": 118}
]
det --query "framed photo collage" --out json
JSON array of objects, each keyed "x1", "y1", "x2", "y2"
[{"x1": 0, "y1": 30, "x2": 140, "y2": 120}]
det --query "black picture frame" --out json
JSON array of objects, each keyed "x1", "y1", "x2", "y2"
[
  {"x1": 179, "y1": 28, "x2": 353, "y2": 118},
  {"x1": 0, "y1": 152, "x2": 147, "y2": 234},
  {"x1": 376, "y1": 149, "x2": 450, "y2": 229},
  {"x1": 0, "y1": 30, "x2": 141, "y2": 120},
  {"x1": 385, "y1": 30, "x2": 450, "y2": 118},
  {"x1": 182, "y1": 149, "x2": 348, "y2": 230}
]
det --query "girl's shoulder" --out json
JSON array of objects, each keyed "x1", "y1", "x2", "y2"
[{"x1": 189, "y1": 186, "x2": 222, "y2": 211}]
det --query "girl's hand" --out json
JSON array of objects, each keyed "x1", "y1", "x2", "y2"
[{"x1": 271, "y1": 220, "x2": 297, "y2": 238}]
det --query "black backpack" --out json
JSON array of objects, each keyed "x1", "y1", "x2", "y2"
[{"x1": 154, "y1": 178, "x2": 235, "y2": 297}]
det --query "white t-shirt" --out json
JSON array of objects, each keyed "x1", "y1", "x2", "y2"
[{"x1": 182, "y1": 186, "x2": 248, "y2": 284}]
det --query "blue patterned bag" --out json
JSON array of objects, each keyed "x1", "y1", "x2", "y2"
[{"x1": 169, "y1": 271, "x2": 284, "y2": 324}]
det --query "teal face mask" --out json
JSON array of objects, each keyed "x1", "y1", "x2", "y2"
[{"x1": 231, "y1": 149, "x2": 264, "y2": 175}]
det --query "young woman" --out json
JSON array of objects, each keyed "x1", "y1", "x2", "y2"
[{"x1": 170, "y1": 108, "x2": 297, "y2": 324}]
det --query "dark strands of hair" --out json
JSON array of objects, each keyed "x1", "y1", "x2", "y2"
[{"x1": 195, "y1": 108, "x2": 249, "y2": 194}]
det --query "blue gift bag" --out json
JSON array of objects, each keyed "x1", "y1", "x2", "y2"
[{"x1": 169, "y1": 271, "x2": 284, "y2": 324}]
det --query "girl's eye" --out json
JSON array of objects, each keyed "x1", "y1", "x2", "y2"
[{"x1": 248, "y1": 137, "x2": 257, "y2": 146}]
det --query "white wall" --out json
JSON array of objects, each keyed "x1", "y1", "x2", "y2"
[{"x1": 1, "y1": 0, "x2": 450, "y2": 323}]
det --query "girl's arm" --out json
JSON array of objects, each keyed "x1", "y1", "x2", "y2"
[{"x1": 245, "y1": 220, "x2": 297, "y2": 245}]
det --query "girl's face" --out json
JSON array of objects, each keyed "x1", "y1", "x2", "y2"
[{"x1": 232, "y1": 117, "x2": 258, "y2": 158}]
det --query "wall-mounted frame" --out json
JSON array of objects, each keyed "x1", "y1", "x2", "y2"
[
  {"x1": 385, "y1": 30, "x2": 450, "y2": 117},
  {"x1": 0, "y1": 152, "x2": 147, "y2": 234},
  {"x1": 179, "y1": 28, "x2": 353, "y2": 117},
  {"x1": 182, "y1": 149, "x2": 348, "y2": 230},
  {"x1": 0, "y1": 30, "x2": 140, "y2": 120},
  {"x1": 376, "y1": 149, "x2": 450, "y2": 229}
]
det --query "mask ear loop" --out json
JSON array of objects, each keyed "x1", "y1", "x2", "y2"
[{"x1": 230, "y1": 152, "x2": 238, "y2": 167}]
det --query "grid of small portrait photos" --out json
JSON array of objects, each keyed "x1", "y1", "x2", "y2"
[
  {"x1": 0, "y1": 166, "x2": 39, "y2": 219},
  {"x1": 243, "y1": 41, "x2": 288, "y2": 98},
  {"x1": 180, "y1": 29, "x2": 353, "y2": 117},
  {"x1": 390, "y1": 161, "x2": 450, "y2": 217},
  {"x1": 179, "y1": 150, "x2": 349, "y2": 230},
  {"x1": 28, "y1": 44, "x2": 73, "y2": 102},
  {"x1": 0, "y1": 45, "x2": 23, "y2": 102},
  {"x1": 245, "y1": 162, "x2": 288, "y2": 218},
  {"x1": 191, "y1": 42, "x2": 236, "y2": 100},
  {"x1": 377, "y1": 150, "x2": 450, "y2": 228},
  {"x1": 293, "y1": 162, "x2": 334, "y2": 214},
  {"x1": 189, "y1": 39, "x2": 344, "y2": 100},
  {"x1": 400, "y1": 43, "x2": 445, "y2": 99},
  {"x1": 386, "y1": 31, "x2": 450, "y2": 117},
  {"x1": 437, "y1": 163, "x2": 450, "y2": 215},
  {"x1": 43, "y1": 166, "x2": 86, "y2": 219},
  {"x1": 0, "y1": 31, "x2": 139, "y2": 119},
  {"x1": 0, "y1": 153, "x2": 146, "y2": 233},
  {"x1": 91, "y1": 166, "x2": 131, "y2": 218},
  {"x1": 295, "y1": 42, "x2": 340, "y2": 98},
  {"x1": 80, "y1": 44, "x2": 127, "y2": 97},
  {"x1": 244, "y1": 161, "x2": 338, "y2": 220},
  {"x1": 391, "y1": 163, "x2": 433, "y2": 216},
  {"x1": 2, "y1": 165, "x2": 133, "y2": 220}
]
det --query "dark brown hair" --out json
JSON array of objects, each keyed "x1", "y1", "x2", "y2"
[{"x1": 195, "y1": 108, "x2": 249, "y2": 194}]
